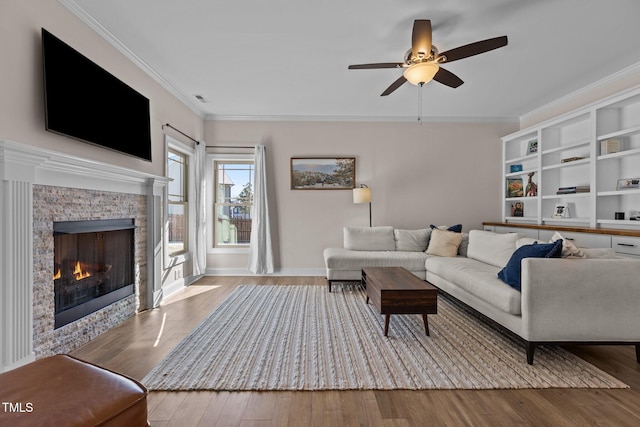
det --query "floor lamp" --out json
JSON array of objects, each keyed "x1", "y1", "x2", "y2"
[{"x1": 353, "y1": 184, "x2": 372, "y2": 227}]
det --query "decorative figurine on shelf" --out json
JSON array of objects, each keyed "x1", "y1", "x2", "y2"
[{"x1": 526, "y1": 172, "x2": 538, "y2": 197}]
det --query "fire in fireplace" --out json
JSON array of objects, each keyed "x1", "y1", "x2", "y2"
[{"x1": 53, "y1": 219, "x2": 135, "y2": 328}]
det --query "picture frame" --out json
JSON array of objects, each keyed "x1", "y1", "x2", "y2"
[
  {"x1": 506, "y1": 178, "x2": 524, "y2": 198},
  {"x1": 616, "y1": 178, "x2": 640, "y2": 191},
  {"x1": 526, "y1": 138, "x2": 538, "y2": 155},
  {"x1": 510, "y1": 164, "x2": 523, "y2": 173},
  {"x1": 553, "y1": 203, "x2": 570, "y2": 218},
  {"x1": 511, "y1": 201, "x2": 524, "y2": 217},
  {"x1": 290, "y1": 157, "x2": 355, "y2": 190}
]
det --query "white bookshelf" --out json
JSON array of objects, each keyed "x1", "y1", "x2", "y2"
[{"x1": 502, "y1": 86, "x2": 640, "y2": 229}]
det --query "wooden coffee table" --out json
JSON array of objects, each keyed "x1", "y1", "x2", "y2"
[{"x1": 362, "y1": 267, "x2": 438, "y2": 337}]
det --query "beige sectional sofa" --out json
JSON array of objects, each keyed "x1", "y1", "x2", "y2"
[{"x1": 324, "y1": 226, "x2": 640, "y2": 364}]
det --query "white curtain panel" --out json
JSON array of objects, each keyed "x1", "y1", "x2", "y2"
[
  {"x1": 193, "y1": 141, "x2": 207, "y2": 276},
  {"x1": 248, "y1": 144, "x2": 274, "y2": 274}
]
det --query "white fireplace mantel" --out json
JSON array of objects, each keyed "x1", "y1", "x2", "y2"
[
  {"x1": 0, "y1": 139, "x2": 169, "y2": 195},
  {"x1": 0, "y1": 139, "x2": 169, "y2": 372}
]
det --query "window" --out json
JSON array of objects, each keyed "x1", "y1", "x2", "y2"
[
  {"x1": 214, "y1": 160, "x2": 254, "y2": 247},
  {"x1": 167, "y1": 149, "x2": 188, "y2": 255}
]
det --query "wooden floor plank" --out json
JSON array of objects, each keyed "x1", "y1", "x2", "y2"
[
  {"x1": 68, "y1": 276, "x2": 640, "y2": 426},
  {"x1": 216, "y1": 392, "x2": 251, "y2": 427},
  {"x1": 148, "y1": 391, "x2": 187, "y2": 423},
  {"x1": 196, "y1": 392, "x2": 231, "y2": 427},
  {"x1": 166, "y1": 392, "x2": 212, "y2": 427},
  {"x1": 285, "y1": 391, "x2": 312, "y2": 427}
]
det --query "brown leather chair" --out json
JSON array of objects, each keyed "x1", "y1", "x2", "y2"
[{"x1": 0, "y1": 354, "x2": 148, "y2": 426}]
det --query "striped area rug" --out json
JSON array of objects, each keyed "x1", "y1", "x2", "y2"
[{"x1": 142, "y1": 285, "x2": 628, "y2": 391}]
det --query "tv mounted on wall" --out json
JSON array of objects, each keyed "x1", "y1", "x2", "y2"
[{"x1": 42, "y1": 28, "x2": 152, "y2": 161}]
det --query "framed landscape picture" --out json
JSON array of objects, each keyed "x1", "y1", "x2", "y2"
[{"x1": 290, "y1": 157, "x2": 355, "y2": 190}]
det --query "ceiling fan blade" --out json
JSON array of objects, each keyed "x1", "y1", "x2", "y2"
[
  {"x1": 411, "y1": 19, "x2": 432, "y2": 58},
  {"x1": 381, "y1": 75, "x2": 407, "y2": 96},
  {"x1": 348, "y1": 63, "x2": 404, "y2": 70},
  {"x1": 438, "y1": 35, "x2": 508, "y2": 63},
  {"x1": 433, "y1": 67, "x2": 464, "y2": 88}
]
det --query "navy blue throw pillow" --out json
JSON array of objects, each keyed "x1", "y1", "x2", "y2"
[
  {"x1": 430, "y1": 224, "x2": 462, "y2": 233},
  {"x1": 497, "y1": 240, "x2": 563, "y2": 291}
]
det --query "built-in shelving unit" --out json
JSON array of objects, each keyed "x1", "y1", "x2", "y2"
[{"x1": 502, "y1": 86, "x2": 640, "y2": 230}]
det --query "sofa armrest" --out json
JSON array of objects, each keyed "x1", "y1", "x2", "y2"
[{"x1": 521, "y1": 258, "x2": 640, "y2": 342}]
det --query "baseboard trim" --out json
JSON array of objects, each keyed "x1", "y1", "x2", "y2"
[
  {"x1": 3, "y1": 353, "x2": 35, "y2": 373},
  {"x1": 162, "y1": 274, "x2": 202, "y2": 301},
  {"x1": 205, "y1": 268, "x2": 326, "y2": 277}
]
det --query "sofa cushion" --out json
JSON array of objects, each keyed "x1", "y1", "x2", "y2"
[
  {"x1": 497, "y1": 240, "x2": 563, "y2": 291},
  {"x1": 394, "y1": 228, "x2": 431, "y2": 252},
  {"x1": 458, "y1": 233, "x2": 470, "y2": 257},
  {"x1": 426, "y1": 256, "x2": 522, "y2": 315},
  {"x1": 344, "y1": 226, "x2": 395, "y2": 251},
  {"x1": 582, "y1": 248, "x2": 618, "y2": 259},
  {"x1": 467, "y1": 230, "x2": 520, "y2": 268},
  {"x1": 426, "y1": 228, "x2": 463, "y2": 257},
  {"x1": 324, "y1": 248, "x2": 428, "y2": 271}
]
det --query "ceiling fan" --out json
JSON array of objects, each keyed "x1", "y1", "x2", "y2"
[{"x1": 348, "y1": 20, "x2": 508, "y2": 96}]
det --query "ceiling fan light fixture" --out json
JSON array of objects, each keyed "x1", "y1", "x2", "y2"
[{"x1": 403, "y1": 62, "x2": 439, "y2": 85}]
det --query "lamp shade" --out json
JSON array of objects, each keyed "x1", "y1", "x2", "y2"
[
  {"x1": 403, "y1": 62, "x2": 439, "y2": 85},
  {"x1": 353, "y1": 187, "x2": 371, "y2": 204}
]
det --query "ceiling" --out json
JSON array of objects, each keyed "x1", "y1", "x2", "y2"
[{"x1": 66, "y1": 0, "x2": 640, "y2": 121}]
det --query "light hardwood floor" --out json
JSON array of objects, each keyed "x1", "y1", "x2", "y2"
[{"x1": 71, "y1": 276, "x2": 640, "y2": 426}]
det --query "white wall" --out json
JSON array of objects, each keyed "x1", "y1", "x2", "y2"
[
  {"x1": 0, "y1": 1, "x2": 204, "y2": 288},
  {"x1": 205, "y1": 120, "x2": 518, "y2": 273},
  {"x1": 0, "y1": 0, "x2": 203, "y2": 177}
]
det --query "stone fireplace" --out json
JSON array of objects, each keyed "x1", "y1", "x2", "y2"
[
  {"x1": 1, "y1": 140, "x2": 167, "y2": 372},
  {"x1": 53, "y1": 219, "x2": 135, "y2": 329},
  {"x1": 32, "y1": 187, "x2": 146, "y2": 357}
]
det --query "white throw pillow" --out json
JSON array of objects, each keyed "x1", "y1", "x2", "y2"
[
  {"x1": 394, "y1": 229, "x2": 431, "y2": 252},
  {"x1": 426, "y1": 229, "x2": 463, "y2": 257},
  {"x1": 467, "y1": 230, "x2": 520, "y2": 268},
  {"x1": 516, "y1": 237, "x2": 544, "y2": 248},
  {"x1": 344, "y1": 226, "x2": 395, "y2": 251},
  {"x1": 549, "y1": 231, "x2": 586, "y2": 258}
]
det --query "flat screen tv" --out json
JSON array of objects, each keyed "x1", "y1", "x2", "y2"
[{"x1": 42, "y1": 28, "x2": 152, "y2": 161}]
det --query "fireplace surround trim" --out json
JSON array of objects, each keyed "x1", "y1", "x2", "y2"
[{"x1": 0, "y1": 139, "x2": 169, "y2": 372}]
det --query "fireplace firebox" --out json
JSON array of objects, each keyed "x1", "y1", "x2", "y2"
[{"x1": 53, "y1": 219, "x2": 135, "y2": 328}]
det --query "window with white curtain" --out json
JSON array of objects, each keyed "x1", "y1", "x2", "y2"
[
  {"x1": 213, "y1": 159, "x2": 255, "y2": 247},
  {"x1": 167, "y1": 149, "x2": 188, "y2": 255}
]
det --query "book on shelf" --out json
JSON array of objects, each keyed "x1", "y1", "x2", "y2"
[
  {"x1": 556, "y1": 185, "x2": 590, "y2": 194},
  {"x1": 560, "y1": 156, "x2": 585, "y2": 163},
  {"x1": 511, "y1": 201, "x2": 524, "y2": 217},
  {"x1": 601, "y1": 138, "x2": 620, "y2": 155},
  {"x1": 506, "y1": 178, "x2": 524, "y2": 197}
]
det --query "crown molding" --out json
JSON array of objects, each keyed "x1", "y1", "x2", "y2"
[
  {"x1": 205, "y1": 114, "x2": 519, "y2": 123},
  {"x1": 520, "y1": 61, "x2": 640, "y2": 126},
  {"x1": 57, "y1": 0, "x2": 520, "y2": 126},
  {"x1": 58, "y1": 0, "x2": 206, "y2": 119}
]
